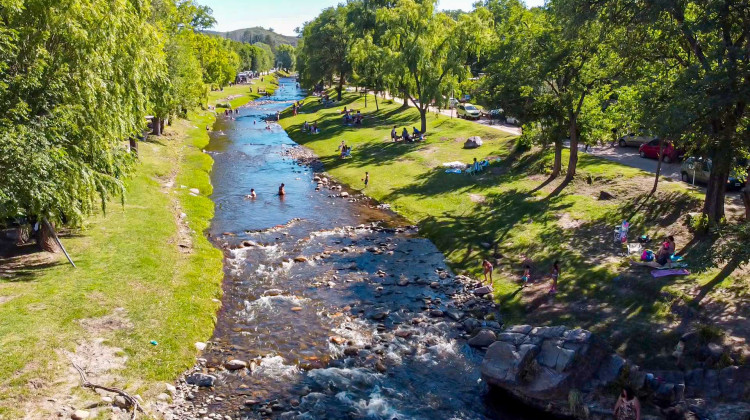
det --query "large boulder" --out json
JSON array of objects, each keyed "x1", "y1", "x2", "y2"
[
  {"x1": 468, "y1": 329, "x2": 497, "y2": 348},
  {"x1": 464, "y1": 136, "x2": 483, "y2": 149},
  {"x1": 481, "y1": 325, "x2": 612, "y2": 414}
]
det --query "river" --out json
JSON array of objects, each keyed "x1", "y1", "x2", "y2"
[{"x1": 181, "y1": 78, "x2": 537, "y2": 420}]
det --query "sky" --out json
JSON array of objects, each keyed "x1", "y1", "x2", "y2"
[{"x1": 201, "y1": 0, "x2": 545, "y2": 36}]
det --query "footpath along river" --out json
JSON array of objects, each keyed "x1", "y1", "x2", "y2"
[{"x1": 172, "y1": 79, "x2": 539, "y2": 420}]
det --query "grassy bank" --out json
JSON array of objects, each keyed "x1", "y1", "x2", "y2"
[
  {"x1": 280, "y1": 91, "x2": 747, "y2": 368},
  {"x1": 0, "y1": 76, "x2": 277, "y2": 418}
]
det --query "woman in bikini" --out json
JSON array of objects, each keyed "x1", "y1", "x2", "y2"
[{"x1": 613, "y1": 387, "x2": 640, "y2": 420}]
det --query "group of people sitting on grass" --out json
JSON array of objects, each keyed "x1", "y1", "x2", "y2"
[
  {"x1": 342, "y1": 107, "x2": 364, "y2": 126},
  {"x1": 390, "y1": 125, "x2": 424, "y2": 142},
  {"x1": 302, "y1": 121, "x2": 320, "y2": 134},
  {"x1": 469, "y1": 157, "x2": 490, "y2": 174},
  {"x1": 635, "y1": 235, "x2": 679, "y2": 268},
  {"x1": 337, "y1": 140, "x2": 352, "y2": 158}
]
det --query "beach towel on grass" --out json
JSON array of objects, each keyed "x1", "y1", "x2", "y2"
[{"x1": 651, "y1": 269, "x2": 690, "y2": 278}]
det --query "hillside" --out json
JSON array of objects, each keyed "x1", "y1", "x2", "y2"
[{"x1": 205, "y1": 27, "x2": 298, "y2": 47}]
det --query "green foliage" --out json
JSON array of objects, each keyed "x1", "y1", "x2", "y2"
[
  {"x1": 297, "y1": 5, "x2": 351, "y2": 96},
  {"x1": 376, "y1": 0, "x2": 491, "y2": 132},
  {"x1": 275, "y1": 44, "x2": 296, "y2": 70},
  {"x1": 0, "y1": 0, "x2": 164, "y2": 225}
]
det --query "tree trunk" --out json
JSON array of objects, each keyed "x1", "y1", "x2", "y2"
[
  {"x1": 15, "y1": 225, "x2": 30, "y2": 246},
  {"x1": 374, "y1": 91, "x2": 379, "y2": 111},
  {"x1": 160, "y1": 118, "x2": 166, "y2": 133},
  {"x1": 401, "y1": 85, "x2": 410, "y2": 109},
  {"x1": 550, "y1": 138, "x2": 563, "y2": 178},
  {"x1": 419, "y1": 108, "x2": 427, "y2": 134},
  {"x1": 152, "y1": 117, "x2": 162, "y2": 136},
  {"x1": 38, "y1": 221, "x2": 61, "y2": 253},
  {"x1": 565, "y1": 114, "x2": 579, "y2": 181},
  {"x1": 650, "y1": 137, "x2": 666, "y2": 195},
  {"x1": 129, "y1": 137, "x2": 138, "y2": 157},
  {"x1": 336, "y1": 74, "x2": 345, "y2": 101},
  {"x1": 742, "y1": 187, "x2": 750, "y2": 220},
  {"x1": 364, "y1": 91, "x2": 367, "y2": 108},
  {"x1": 703, "y1": 162, "x2": 729, "y2": 224}
]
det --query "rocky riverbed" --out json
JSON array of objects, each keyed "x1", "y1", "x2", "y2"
[{"x1": 161, "y1": 213, "x2": 518, "y2": 419}]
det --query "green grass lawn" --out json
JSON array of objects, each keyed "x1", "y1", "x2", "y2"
[
  {"x1": 280, "y1": 91, "x2": 748, "y2": 368},
  {"x1": 0, "y1": 76, "x2": 278, "y2": 417}
]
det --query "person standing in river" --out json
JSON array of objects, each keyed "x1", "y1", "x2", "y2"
[{"x1": 278, "y1": 183, "x2": 286, "y2": 196}]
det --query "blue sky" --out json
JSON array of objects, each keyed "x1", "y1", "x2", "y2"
[{"x1": 201, "y1": 0, "x2": 545, "y2": 36}]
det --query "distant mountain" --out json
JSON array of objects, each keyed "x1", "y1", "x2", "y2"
[{"x1": 205, "y1": 27, "x2": 299, "y2": 48}]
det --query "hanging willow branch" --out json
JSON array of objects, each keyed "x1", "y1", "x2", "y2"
[{"x1": 72, "y1": 362, "x2": 143, "y2": 420}]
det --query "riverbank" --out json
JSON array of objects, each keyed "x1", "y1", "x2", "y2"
[
  {"x1": 279, "y1": 91, "x2": 749, "y2": 372},
  {"x1": 0, "y1": 76, "x2": 278, "y2": 418}
]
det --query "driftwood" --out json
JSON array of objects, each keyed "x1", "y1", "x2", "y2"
[{"x1": 72, "y1": 362, "x2": 143, "y2": 420}]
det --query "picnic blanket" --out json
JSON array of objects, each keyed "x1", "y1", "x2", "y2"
[
  {"x1": 651, "y1": 268, "x2": 690, "y2": 278},
  {"x1": 445, "y1": 168, "x2": 462, "y2": 174},
  {"x1": 442, "y1": 161, "x2": 467, "y2": 169}
]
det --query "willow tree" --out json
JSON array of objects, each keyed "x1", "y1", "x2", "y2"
[
  {"x1": 297, "y1": 5, "x2": 351, "y2": 99},
  {"x1": 0, "y1": 0, "x2": 164, "y2": 251},
  {"x1": 377, "y1": 0, "x2": 490, "y2": 133}
]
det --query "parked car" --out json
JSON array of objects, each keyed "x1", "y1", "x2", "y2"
[
  {"x1": 456, "y1": 103, "x2": 481, "y2": 120},
  {"x1": 619, "y1": 133, "x2": 657, "y2": 147},
  {"x1": 638, "y1": 139, "x2": 684, "y2": 163},
  {"x1": 680, "y1": 157, "x2": 747, "y2": 190}
]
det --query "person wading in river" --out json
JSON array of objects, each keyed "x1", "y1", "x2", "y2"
[{"x1": 278, "y1": 183, "x2": 286, "y2": 196}]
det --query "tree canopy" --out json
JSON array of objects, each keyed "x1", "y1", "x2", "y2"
[{"x1": 0, "y1": 0, "x2": 242, "y2": 227}]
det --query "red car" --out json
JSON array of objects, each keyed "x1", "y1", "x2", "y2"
[{"x1": 639, "y1": 139, "x2": 684, "y2": 163}]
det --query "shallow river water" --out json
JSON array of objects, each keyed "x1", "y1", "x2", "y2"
[{"x1": 190, "y1": 79, "x2": 537, "y2": 420}]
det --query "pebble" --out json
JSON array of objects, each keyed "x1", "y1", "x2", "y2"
[
  {"x1": 195, "y1": 342, "x2": 207, "y2": 351},
  {"x1": 114, "y1": 395, "x2": 129, "y2": 408},
  {"x1": 157, "y1": 393, "x2": 170, "y2": 402},
  {"x1": 71, "y1": 410, "x2": 89, "y2": 420},
  {"x1": 225, "y1": 359, "x2": 248, "y2": 370},
  {"x1": 165, "y1": 383, "x2": 177, "y2": 396},
  {"x1": 101, "y1": 396, "x2": 113, "y2": 404}
]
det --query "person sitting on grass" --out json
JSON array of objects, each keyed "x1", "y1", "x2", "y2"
[
  {"x1": 303, "y1": 121, "x2": 309, "y2": 132},
  {"x1": 355, "y1": 111, "x2": 363, "y2": 125},
  {"x1": 472, "y1": 157, "x2": 481, "y2": 173},
  {"x1": 412, "y1": 127, "x2": 423, "y2": 141},
  {"x1": 391, "y1": 126, "x2": 400, "y2": 142},
  {"x1": 402, "y1": 127, "x2": 412, "y2": 142},
  {"x1": 311, "y1": 122, "x2": 319, "y2": 134}
]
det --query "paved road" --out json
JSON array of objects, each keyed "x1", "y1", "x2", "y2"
[{"x1": 581, "y1": 144, "x2": 683, "y2": 180}]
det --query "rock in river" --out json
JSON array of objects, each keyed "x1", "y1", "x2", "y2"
[
  {"x1": 186, "y1": 373, "x2": 217, "y2": 387},
  {"x1": 468, "y1": 329, "x2": 497, "y2": 348},
  {"x1": 225, "y1": 359, "x2": 248, "y2": 370}
]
